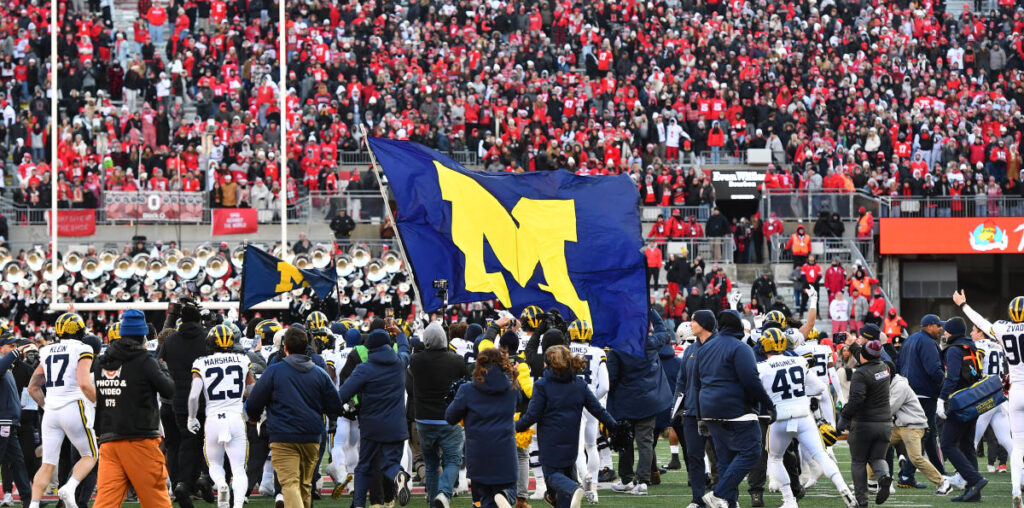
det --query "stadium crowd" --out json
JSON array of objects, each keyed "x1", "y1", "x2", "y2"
[{"x1": 279, "y1": 0, "x2": 1024, "y2": 205}]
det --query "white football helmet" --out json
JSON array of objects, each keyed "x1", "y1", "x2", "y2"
[
  {"x1": 676, "y1": 322, "x2": 695, "y2": 344},
  {"x1": 784, "y1": 328, "x2": 805, "y2": 350}
]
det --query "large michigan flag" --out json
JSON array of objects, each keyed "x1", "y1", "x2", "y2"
[{"x1": 368, "y1": 138, "x2": 648, "y2": 355}]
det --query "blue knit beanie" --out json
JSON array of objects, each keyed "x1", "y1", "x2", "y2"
[{"x1": 120, "y1": 309, "x2": 149, "y2": 337}]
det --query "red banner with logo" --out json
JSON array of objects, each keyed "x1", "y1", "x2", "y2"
[
  {"x1": 104, "y1": 191, "x2": 204, "y2": 221},
  {"x1": 211, "y1": 208, "x2": 259, "y2": 235},
  {"x1": 880, "y1": 217, "x2": 1024, "y2": 254},
  {"x1": 45, "y1": 209, "x2": 97, "y2": 237}
]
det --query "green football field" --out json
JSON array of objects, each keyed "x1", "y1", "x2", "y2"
[{"x1": 104, "y1": 439, "x2": 1018, "y2": 507}]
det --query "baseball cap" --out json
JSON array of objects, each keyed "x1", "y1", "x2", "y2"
[
  {"x1": 0, "y1": 336, "x2": 18, "y2": 347},
  {"x1": 921, "y1": 314, "x2": 945, "y2": 327}
]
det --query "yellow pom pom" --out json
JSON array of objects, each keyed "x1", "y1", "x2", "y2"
[{"x1": 516, "y1": 428, "x2": 535, "y2": 449}]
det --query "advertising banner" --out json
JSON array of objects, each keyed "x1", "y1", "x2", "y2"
[{"x1": 880, "y1": 217, "x2": 1024, "y2": 254}]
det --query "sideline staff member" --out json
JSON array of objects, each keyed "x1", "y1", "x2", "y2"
[
  {"x1": 838, "y1": 340, "x2": 891, "y2": 507},
  {"x1": 92, "y1": 309, "x2": 176, "y2": 508}
]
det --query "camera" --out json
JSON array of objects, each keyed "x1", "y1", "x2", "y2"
[
  {"x1": 432, "y1": 280, "x2": 449, "y2": 290},
  {"x1": 433, "y1": 279, "x2": 449, "y2": 300},
  {"x1": 834, "y1": 332, "x2": 847, "y2": 343}
]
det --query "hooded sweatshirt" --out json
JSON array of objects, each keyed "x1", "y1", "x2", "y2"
[
  {"x1": 158, "y1": 321, "x2": 208, "y2": 414},
  {"x1": 515, "y1": 367, "x2": 616, "y2": 468},
  {"x1": 0, "y1": 351, "x2": 23, "y2": 427},
  {"x1": 446, "y1": 363, "x2": 518, "y2": 484},
  {"x1": 338, "y1": 331, "x2": 411, "y2": 441},
  {"x1": 410, "y1": 323, "x2": 467, "y2": 423},
  {"x1": 245, "y1": 353, "x2": 342, "y2": 443},
  {"x1": 94, "y1": 338, "x2": 175, "y2": 443}
]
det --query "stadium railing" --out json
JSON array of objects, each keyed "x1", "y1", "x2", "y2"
[
  {"x1": 339, "y1": 150, "x2": 480, "y2": 167},
  {"x1": 650, "y1": 237, "x2": 736, "y2": 265},
  {"x1": 878, "y1": 195, "x2": 1024, "y2": 218},
  {"x1": 641, "y1": 205, "x2": 711, "y2": 222},
  {"x1": 769, "y1": 237, "x2": 874, "y2": 265},
  {"x1": 761, "y1": 191, "x2": 881, "y2": 221}
]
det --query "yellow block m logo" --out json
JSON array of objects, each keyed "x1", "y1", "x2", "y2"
[
  {"x1": 274, "y1": 262, "x2": 310, "y2": 292},
  {"x1": 436, "y1": 162, "x2": 592, "y2": 325}
]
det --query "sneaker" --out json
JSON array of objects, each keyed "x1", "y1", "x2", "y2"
[
  {"x1": 701, "y1": 491, "x2": 728, "y2": 508},
  {"x1": 987, "y1": 464, "x2": 996, "y2": 473},
  {"x1": 597, "y1": 468, "x2": 617, "y2": 483},
  {"x1": 867, "y1": 480, "x2": 878, "y2": 493},
  {"x1": 1013, "y1": 495, "x2": 1023, "y2": 508},
  {"x1": 258, "y1": 482, "x2": 275, "y2": 497},
  {"x1": 197, "y1": 475, "x2": 217, "y2": 503},
  {"x1": 581, "y1": 476, "x2": 592, "y2": 494},
  {"x1": 686, "y1": 504, "x2": 701, "y2": 508},
  {"x1": 333, "y1": 473, "x2": 353, "y2": 499},
  {"x1": 530, "y1": 482, "x2": 548, "y2": 500},
  {"x1": 58, "y1": 484, "x2": 80, "y2": 508},
  {"x1": 583, "y1": 489, "x2": 598, "y2": 504},
  {"x1": 274, "y1": 493, "x2": 284, "y2": 508},
  {"x1": 611, "y1": 481, "x2": 635, "y2": 492},
  {"x1": 750, "y1": 491, "x2": 764, "y2": 507},
  {"x1": 1, "y1": 493, "x2": 12, "y2": 506},
  {"x1": 433, "y1": 493, "x2": 450, "y2": 508},
  {"x1": 217, "y1": 484, "x2": 230, "y2": 508},
  {"x1": 998, "y1": 465, "x2": 1008, "y2": 473},
  {"x1": 936, "y1": 478, "x2": 953, "y2": 495},
  {"x1": 544, "y1": 490, "x2": 557, "y2": 507},
  {"x1": 897, "y1": 481, "x2": 925, "y2": 489},
  {"x1": 395, "y1": 470, "x2": 411, "y2": 506},
  {"x1": 948, "y1": 474, "x2": 968, "y2": 490},
  {"x1": 174, "y1": 482, "x2": 196, "y2": 508},
  {"x1": 495, "y1": 492, "x2": 513, "y2": 508},
  {"x1": 570, "y1": 488, "x2": 585, "y2": 508},
  {"x1": 876, "y1": 475, "x2": 892, "y2": 504},
  {"x1": 665, "y1": 456, "x2": 682, "y2": 470},
  {"x1": 841, "y1": 488, "x2": 858, "y2": 508},
  {"x1": 627, "y1": 483, "x2": 647, "y2": 496},
  {"x1": 781, "y1": 501, "x2": 799, "y2": 508}
]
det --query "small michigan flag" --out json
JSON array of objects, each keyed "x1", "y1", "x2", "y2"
[
  {"x1": 241, "y1": 245, "x2": 337, "y2": 309},
  {"x1": 368, "y1": 138, "x2": 647, "y2": 355}
]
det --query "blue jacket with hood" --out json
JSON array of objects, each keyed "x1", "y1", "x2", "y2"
[
  {"x1": 695, "y1": 311, "x2": 774, "y2": 420},
  {"x1": 606, "y1": 308, "x2": 673, "y2": 420},
  {"x1": 897, "y1": 329, "x2": 945, "y2": 398},
  {"x1": 515, "y1": 368, "x2": 616, "y2": 468},
  {"x1": 245, "y1": 353, "x2": 342, "y2": 443},
  {"x1": 445, "y1": 363, "x2": 518, "y2": 485},
  {"x1": 338, "y1": 330, "x2": 411, "y2": 442}
]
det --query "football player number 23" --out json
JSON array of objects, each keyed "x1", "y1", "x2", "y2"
[{"x1": 206, "y1": 365, "x2": 245, "y2": 400}]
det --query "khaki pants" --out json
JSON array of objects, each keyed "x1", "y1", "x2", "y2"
[
  {"x1": 270, "y1": 442, "x2": 321, "y2": 508},
  {"x1": 868, "y1": 427, "x2": 943, "y2": 486},
  {"x1": 93, "y1": 438, "x2": 173, "y2": 508}
]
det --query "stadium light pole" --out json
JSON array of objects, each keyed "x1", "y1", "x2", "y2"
[
  {"x1": 279, "y1": 0, "x2": 287, "y2": 261},
  {"x1": 50, "y1": 0, "x2": 58, "y2": 306}
]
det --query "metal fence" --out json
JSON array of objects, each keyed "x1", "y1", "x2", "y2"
[
  {"x1": 760, "y1": 191, "x2": 883, "y2": 221},
  {"x1": 0, "y1": 192, "x2": 389, "y2": 227},
  {"x1": 641, "y1": 205, "x2": 710, "y2": 222},
  {"x1": 338, "y1": 150, "x2": 480, "y2": 167},
  {"x1": 650, "y1": 237, "x2": 736, "y2": 265},
  {"x1": 769, "y1": 237, "x2": 875, "y2": 265},
  {"x1": 879, "y1": 196, "x2": 1024, "y2": 218}
]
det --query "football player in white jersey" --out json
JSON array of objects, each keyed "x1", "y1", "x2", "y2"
[
  {"x1": 326, "y1": 321, "x2": 357, "y2": 498},
  {"x1": 567, "y1": 319, "x2": 607, "y2": 503},
  {"x1": 757, "y1": 328, "x2": 856, "y2": 508},
  {"x1": 188, "y1": 324, "x2": 255, "y2": 508},
  {"x1": 794, "y1": 329, "x2": 844, "y2": 426},
  {"x1": 27, "y1": 313, "x2": 98, "y2": 508},
  {"x1": 954, "y1": 290, "x2": 1024, "y2": 506}
]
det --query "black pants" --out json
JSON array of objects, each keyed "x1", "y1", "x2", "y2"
[
  {"x1": 245, "y1": 421, "x2": 274, "y2": 496},
  {"x1": 161, "y1": 403, "x2": 181, "y2": 485},
  {"x1": 2, "y1": 410, "x2": 39, "y2": 494},
  {"x1": 0, "y1": 425, "x2": 32, "y2": 508},
  {"x1": 849, "y1": 421, "x2": 891, "y2": 505},
  {"x1": 646, "y1": 267, "x2": 660, "y2": 288},
  {"x1": 174, "y1": 412, "x2": 205, "y2": 491},
  {"x1": 942, "y1": 416, "x2": 982, "y2": 486},
  {"x1": 748, "y1": 419, "x2": 801, "y2": 494}
]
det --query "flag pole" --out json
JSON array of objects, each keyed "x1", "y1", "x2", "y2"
[{"x1": 359, "y1": 126, "x2": 424, "y2": 317}]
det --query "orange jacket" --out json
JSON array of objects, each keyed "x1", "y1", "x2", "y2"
[
  {"x1": 857, "y1": 212, "x2": 874, "y2": 237},
  {"x1": 787, "y1": 233, "x2": 811, "y2": 256}
]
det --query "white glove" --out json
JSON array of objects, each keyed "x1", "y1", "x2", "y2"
[
  {"x1": 187, "y1": 417, "x2": 201, "y2": 434},
  {"x1": 805, "y1": 286, "x2": 818, "y2": 302},
  {"x1": 935, "y1": 402, "x2": 946, "y2": 420},
  {"x1": 728, "y1": 289, "x2": 742, "y2": 306}
]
